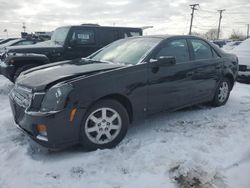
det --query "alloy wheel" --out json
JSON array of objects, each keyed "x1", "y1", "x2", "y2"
[
  {"x1": 218, "y1": 81, "x2": 229, "y2": 103},
  {"x1": 85, "y1": 107, "x2": 122, "y2": 145}
]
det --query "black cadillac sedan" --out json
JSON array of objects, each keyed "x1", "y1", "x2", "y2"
[{"x1": 9, "y1": 35, "x2": 238, "y2": 150}]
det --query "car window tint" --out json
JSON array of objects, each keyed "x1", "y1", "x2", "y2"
[
  {"x1": 99, "y1": 30, "x2": 119, "y2": 46},
  {"x1": 191, "y1": 39, "x2": 213, "y2": 60},
  {"x1": 124, "y1": 31, "x2": 141, "y2": 38},
  {"x1": 155, "y1": 39, "x2": 190, "y2": 64},
  {"x1": 71, "y1": 30, "x2": 95, "y2": 45},
  {"x1": 14, "y1": 41, "x2": 34, "y2": 45}
]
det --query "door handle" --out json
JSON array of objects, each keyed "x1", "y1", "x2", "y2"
[
  {"x1": 186, "y1": 71, "x2": 194, "y2": 77},
  {"x1": 215, "y1": 65, "x2": 221, "y2": 69}
]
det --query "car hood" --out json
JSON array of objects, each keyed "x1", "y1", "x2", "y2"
[
  {"x1": 6, "y1": 40, "x2": 62, "y2": 53},
  {"x1": 17, "y1": 59, "x2": 124, "y2": 91}
]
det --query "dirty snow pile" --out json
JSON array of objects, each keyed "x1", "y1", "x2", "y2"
[{"x1": 0, "y1": 75, "x2": 250, "y2": 188}]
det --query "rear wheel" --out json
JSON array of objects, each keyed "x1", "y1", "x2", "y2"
[
  {"x1": 212, "y1": 78, "x2": 231, "y2": 107},
  {"x1": 13, "y1": 64, "x2": 37, "y2": 82},
  {"x1": 80, "y1": 99, "x2": 129, "y2": 150}
]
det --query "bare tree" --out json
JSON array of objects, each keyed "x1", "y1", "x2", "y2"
[
  {"x1": 204, "y1": 29, "x2": 218, "y2": 40},
  {"x1": 229, "y1": 30, "x2": 245, "y2": 40},
  {"x1": 191, "y1": 32, "x2": 204, "y2": 37}
]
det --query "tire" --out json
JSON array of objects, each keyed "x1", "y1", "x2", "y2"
[
  {"x1": 211, "y1": 78, "x2": 231, "y2": 107},
  {"x1": 13, "y1": 64, "x2": 37, "y2": 82},
  {"x1": 80, "y1": 99, "x2": 129, "y2": 150}
]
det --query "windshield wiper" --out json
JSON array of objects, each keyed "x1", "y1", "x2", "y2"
[{"x1": 81, "y1": 58, "x2": 113, "y2": 64}]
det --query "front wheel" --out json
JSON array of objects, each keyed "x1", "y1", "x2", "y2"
[
  {"x1": 80, "y1": 99, "x2": 129, "y2": 150},
  {"x1": 212, "y1": 78, "x2": 231, "y2": 107}
]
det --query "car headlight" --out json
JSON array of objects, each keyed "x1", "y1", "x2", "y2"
[{"x1": 40, "y1": 84, "x2": 73, "y2": 112}]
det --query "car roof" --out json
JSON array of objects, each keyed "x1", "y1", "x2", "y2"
[
  {"x1": 56, "y1": 25, "x2": 143, "y2": 30},
  {"x1": 127, "y1": 35, "x2": 209, "y2": 40}
]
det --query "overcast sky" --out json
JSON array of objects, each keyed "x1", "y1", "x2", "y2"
[{"x1": 0, "y1": 0, "x2": 249, "y2": 38}]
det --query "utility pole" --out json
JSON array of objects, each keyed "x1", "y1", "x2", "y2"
[
  {"x1": 22, "y1": 22, "x2": 26, "y2": 33},
  {"x1": 189, "y1": 4, "x2": 199, "y2": 35},
  {"x1": 247, "y1": 24, "x2": 249, "y2": 39},
  {"x1": 217, "y1": 9, "x2": 225, "y2": 40}
]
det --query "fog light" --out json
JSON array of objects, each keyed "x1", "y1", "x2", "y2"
[
  {"x1": 10, "y1": 59, "x2": 15, "y2": 64},
  {"x1": 36, "y1": 124, "x2": 47, "y2": 137}
]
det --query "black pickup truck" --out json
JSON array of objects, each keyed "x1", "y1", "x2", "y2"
[{"x1": 0, "y1": 24, "x2": 142, "y2": 82}]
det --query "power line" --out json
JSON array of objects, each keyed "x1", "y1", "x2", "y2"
[
  {"x1": 217, "y1": 9, "x2": 225, "y2": 39},
  {"x1": 189, "y1": 4, "x2": 199, "y2": 35},
  {"x1": 198, "y1": 8, "x2": 216, "y2": 14}
]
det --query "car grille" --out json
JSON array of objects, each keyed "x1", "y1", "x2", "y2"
[{"x1": 11, "y1": 85, "x2": 32, "y2": 109}]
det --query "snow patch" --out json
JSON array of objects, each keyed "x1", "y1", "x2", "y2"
[
  {"x1": 169, "y1": 159, "x2": 226, "y2": 188},
  {"x1": 0, "y1": 76, "x2": 13, "y2": 95}
]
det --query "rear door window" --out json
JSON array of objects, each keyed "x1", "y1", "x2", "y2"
[
  {"x1": 190, "y1": 39, "x2": 213, "y2": 60},
  {"x1": 71, "y1": 29, "x2": 95, "y2": 45}
]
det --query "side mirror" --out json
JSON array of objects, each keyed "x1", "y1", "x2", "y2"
[
  {"x1": 150, "y1": 56, "x2": 176, "y2": 67},
  {"x1": 69, "y1": 39, "x2": 77, "y2": 47}
]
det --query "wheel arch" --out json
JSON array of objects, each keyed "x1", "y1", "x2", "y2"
[
  {"x1": 92, "y1": 94, "x2": 133, "y2": 124},
  {"x1": 224, "y1": 73, "x2": 235, "y2": 90}
]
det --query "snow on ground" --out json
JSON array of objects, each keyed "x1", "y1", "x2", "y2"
[{"x1": 0, "y1": 75, "x2": 250, "y2": 188}]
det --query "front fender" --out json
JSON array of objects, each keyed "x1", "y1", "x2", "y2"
[{"x1": 4, "y1": 53, "x2": 50, "y2": 66}]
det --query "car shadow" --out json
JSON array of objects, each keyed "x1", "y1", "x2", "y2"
[{"x1": 237, "y1": 80, "x2": 250, "y2": 85}]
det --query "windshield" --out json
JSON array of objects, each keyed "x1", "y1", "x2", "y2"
[
  {"x1": 51, "y1": 27, "x2": 70, "y2": 45},
  {"x1": 0, "y1": 39, "x2": 21, "y2": 52},
  {"x1": 90, "y1": 37, "x2": 162, "y2": 65},
  {"x1": 0, "y1": 39, "x2": 20, "y2": 48}
]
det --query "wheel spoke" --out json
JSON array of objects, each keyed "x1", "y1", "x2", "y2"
[
  {"x1": 105, "y1": 131, "x2": 112, "y2": 140},
  {"x1": 87, "y1": 126, "x2": 98, "y2": 133},
  {"x1": 110, "y1": 125, "x2": 120, "y2": 130},
  {"x1": 90, "y1": 115, "x2": 99, "y2": 124},
  {"x1": 96, "y1": 132, "x2": 103, "y2": 141},
  {"x1": 109, "y1": 113, "x2": 118, "y2": 122},
  {"x1": 102, "y1": 108, "x2": 107, "y2": 119}
]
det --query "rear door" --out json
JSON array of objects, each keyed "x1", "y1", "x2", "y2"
[{"x1": 188, "y1": 38, "x2": 222, "y2": 100}]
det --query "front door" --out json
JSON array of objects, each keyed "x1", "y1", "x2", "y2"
[{"x1": 147, "y1": 38, "x2": 197, "y2": 114}]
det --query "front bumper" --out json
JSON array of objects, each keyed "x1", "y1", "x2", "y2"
[
  {"x1": 0, "y1": 60, "x2": 15, "y2": 80},
  {"x1": 9, "y1": 94, "x2": 85, "y2": 149}
]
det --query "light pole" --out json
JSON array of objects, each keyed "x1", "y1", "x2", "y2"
[{"x1": 3, "y1": 29, "x2": 8, "y2": 38}]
